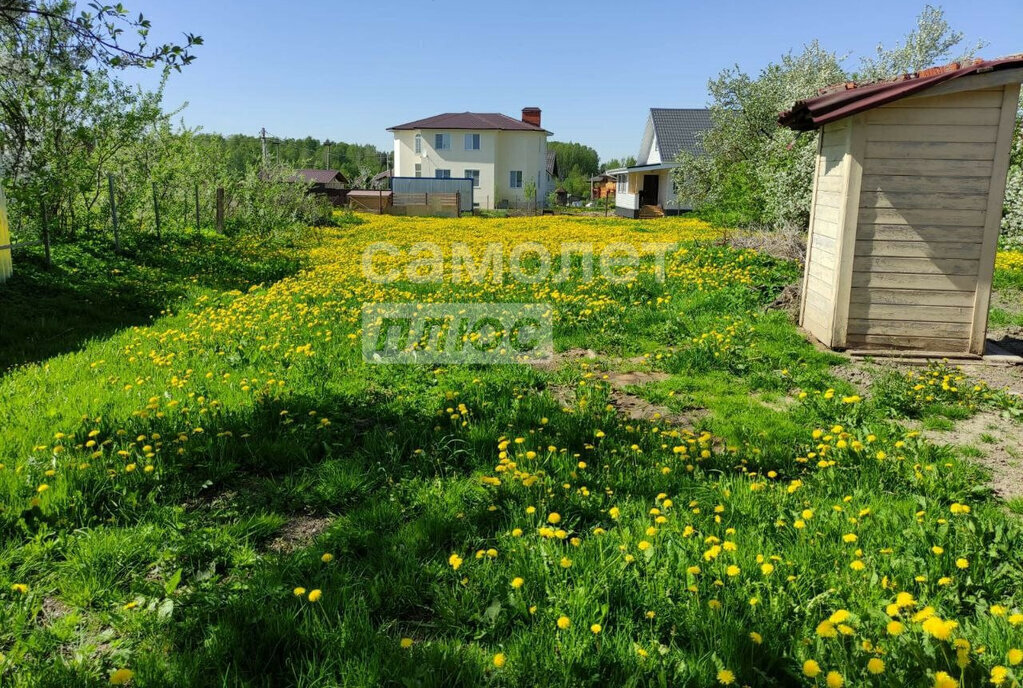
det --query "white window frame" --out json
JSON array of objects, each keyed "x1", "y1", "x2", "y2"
[
  {"x1": 509, "y1": 170, "x2": 523, "y2": 189},
  {"x1": 464, "y1": 169, "x2": 480, "y2": 188},
  {"x1": 617, "y1": 174, "x2": 628, "y2": 194},
  {"x1": 435, "y1": 169, "x2": 451, "y2": 179},
  {"x1": 414, "y1": 134, "x2": 422, "y2": 155},
  {"x1": 464, "y1": 133, "x2": 480, "y2": 150},
  {"x1": 414, "y1": 163, "x2": 422, "y2": 178},
  {"x1": 434, "y1": 133, "x2": 450, "y2": 150}
]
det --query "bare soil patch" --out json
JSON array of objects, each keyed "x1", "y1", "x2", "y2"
[
  {"x1": 40, "y1": 596, "x2": 71, "y2": 625},
  {"x1": 923, "y1": 410, "x2": 1023, "y2": 500},
  {"x1": 267, "y1": 515, "x2": 332, "y2": 554}
]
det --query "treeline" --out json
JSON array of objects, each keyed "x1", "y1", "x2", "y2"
[
  {"x1": 547, "y1": 141, "x2": 599, "y2": 198},
  {"x1": 200, "y1": 134, "x2": 387, "y2": 181}
]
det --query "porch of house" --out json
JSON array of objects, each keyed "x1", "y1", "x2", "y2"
[{"x1": 608, "y1": 163, "x2": 680, "y2": 219}]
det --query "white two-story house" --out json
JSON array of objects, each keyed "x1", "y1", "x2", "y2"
[
  {"x1": 608, "y1": 108, "x2": 712, "y2": 218},
  {"x1": 388, "y1": 108, "x2": 551, "y2": 210}
]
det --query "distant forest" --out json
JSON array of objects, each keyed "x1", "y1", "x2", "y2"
[{"x1": 198, "y1": 134, "x2": 389, "y2": 182}]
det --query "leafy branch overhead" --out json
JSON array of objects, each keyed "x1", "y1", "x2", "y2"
[{"x1": 0, "y1": 1, "x2": 202, "y2": 70}]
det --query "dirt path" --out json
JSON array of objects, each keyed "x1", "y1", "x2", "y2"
[
  {"x1": 536, "y1": 348, "x2": 707, "y2": 426},
  {"x1": 831, "y1": 355, "x2": 1023, "y2": 500},
  {"x1": 923, "y1": 410, "x2": 1023, "y2": 500}
]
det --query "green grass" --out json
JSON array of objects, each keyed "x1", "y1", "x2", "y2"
[
  {"x1": 1, "y1": 217, "x2": 1022, "y2": 687},
  {"x1": 0, "y1": 230, "x2": 306, "y2": 373}
]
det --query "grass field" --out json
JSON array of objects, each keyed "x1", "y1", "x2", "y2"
[{"x1": 1, "y1": 215, "x2": 1023, "y2": 687}]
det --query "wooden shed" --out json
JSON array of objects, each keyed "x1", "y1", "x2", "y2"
[{"x1": 780, "y1": 56, "x2": 1023, "y2": 356}]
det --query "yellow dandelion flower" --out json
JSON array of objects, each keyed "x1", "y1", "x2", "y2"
[
  {"x1": 803, "y1": 659, "x2": 821, "y2": 677},
  {"x1": 109, "y1": 669, "x2": 134, "y2": 685}
]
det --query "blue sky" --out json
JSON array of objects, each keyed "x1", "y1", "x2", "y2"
[{"x1": 129, "y1": 0, "x2": 1022, "y2": 161}]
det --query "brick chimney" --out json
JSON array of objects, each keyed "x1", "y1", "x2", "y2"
[{"x1": 521, "y1": 107, "x2": 541, "y2": 128}]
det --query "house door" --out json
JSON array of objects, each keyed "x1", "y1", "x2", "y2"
[{"x1": 641, "y1": 174, "x2": 660, "y2": 206}]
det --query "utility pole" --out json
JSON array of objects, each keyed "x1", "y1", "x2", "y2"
[
  {"x1": 260, "y1": 127, "x2": 268, "y2": 166},
  {"x1": 324, "y1": 140, "x2": 334, "y2": 169}
]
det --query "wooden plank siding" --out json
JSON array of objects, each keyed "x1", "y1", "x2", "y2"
[
  {"x1": 799, "y1": 121, "x2": 852, "y2": 345},
  {"x1": 840, "y1": 83, "x2": 1014, "y2": 354}
]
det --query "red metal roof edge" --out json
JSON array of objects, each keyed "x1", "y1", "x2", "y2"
[{"x1": 778, "y1": 54, "x2": 1023, "y2": 131}]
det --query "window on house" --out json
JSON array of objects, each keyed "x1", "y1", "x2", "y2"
[
  {"x1": 464, "y1": 169, "x2": 480, "y2": 187},
  {"x1": 414, "y1": 134, "x2": 422, "y2": 154},
  {"x1": 434, "y1": 133, "x2": 450, "y2": 150},
  {"x1": 464, "y1": 133, "x2": 480, "y2": 150},
  {"x1": 435, "y1": 169, "x2": 451, "y2": 179},
  {"x1": 509, "y1": 170, "x2": 523, "y2": 188},
  {"x1": 414, "y1": 163, "x2": 422, "y2": 178},
  {"x1": 617, "y1": 174, "x2": 628, "y2": 194}
]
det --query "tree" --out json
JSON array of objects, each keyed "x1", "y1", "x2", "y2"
[
  {"x1": 548, "y1": 141, "x2": 599, "y2": 198},
  {"x1": 855, "y1": 5, "x2": 985, "y2": 82},
  {"x1": 674, "y1": 5, "x2": 984, "y2": 229},
  {"x1": 0, "y1": 1, "x2": 200, "y2": 236},
  {"x1": 675, "y1": 41, "x2": 845, "y2": 228},
  {"x1": 602, "y1": 157, "x2": 636, "y2": 171},
  {"x1": 1002, "y1": 97, "x2": 1023, "y2": 238},
  {"x1": 0, "y1": 1, "x2": 202, "y2": 70}
]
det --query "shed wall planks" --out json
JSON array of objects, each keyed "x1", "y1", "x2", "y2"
[
  {"x1": 799, "y1": 120, "x2": 850, "y2": 346},
  {"x1": 800, "y1": 78, "x2": 1017, "y2": 355}
]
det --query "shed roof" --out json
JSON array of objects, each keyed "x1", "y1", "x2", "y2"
[
  {"x1": 779, "y1": 54, "x2": 1023, "y2": 131},
  {"x1": 388, "y1": 112, "x2": 551, "y2": 134},
  {"x1": 289, "y1": 169, "x2": 348, "y2": 184},
  {"x1": 649, "y1": 108, "x2": 713, "y2": 160},
  {"x1": 546, "y1": 150, "x2": 559, "y2": 178}
]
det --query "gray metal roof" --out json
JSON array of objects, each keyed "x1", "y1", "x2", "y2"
[
  {"x1": 649, "y1": 108, "x2": 712, "y2": 161},
  {"x1": 545, "y1": 150, "x2": 558, "y2": 178}
]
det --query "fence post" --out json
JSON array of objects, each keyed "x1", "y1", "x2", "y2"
[
  {"x1": 40, "y1": 202, "x2": 52, "y2": 269},
  {"x1": 194, "y1": 183, "x2": 200, "y2": 231},
  {"x1": 107, "y1": 173, "x2": 121, "y2": 252},
  {"x1": 216, "y1": 187, "x2": 224, "y2": 233},
  {"x1": 152, "y1": 181, "x2": 161, "y2": 240},
  {"x1": 0, "y1": 184, "x2": 11, "y2": 283}
]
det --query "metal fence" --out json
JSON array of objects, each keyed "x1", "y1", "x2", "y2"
[{"x1": 391, "y1": 177, "x2": 474, "y2": 213}]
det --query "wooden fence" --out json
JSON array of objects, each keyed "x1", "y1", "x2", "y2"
[
  {"x1": 0, "y1": 175, "x2": 229, "y2": 283},
  {"x1": 386, "y1": 192, "x2": 461, "y2": 218}
]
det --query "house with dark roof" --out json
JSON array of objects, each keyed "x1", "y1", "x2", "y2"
[
  {"x1": 286, "y1": 169, "x2": 349, "y2": 205},
  {"x1": 388, "y1": 108, "x2": 551, "y2": 210},
  {"x1": 607, "y1": 108, "x2": 712, "y2": 218}
]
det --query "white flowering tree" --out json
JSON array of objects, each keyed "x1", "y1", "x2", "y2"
[{"x1": 674, "y1": 5, "x2": 985, "y2": 230}]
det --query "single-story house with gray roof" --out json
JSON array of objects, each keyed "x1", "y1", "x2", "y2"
[{"x1": 607, "y1": 108, "x2": 712, "y2": 218}]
